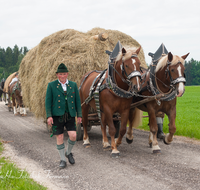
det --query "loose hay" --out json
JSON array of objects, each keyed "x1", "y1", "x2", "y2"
[{"x1": 19, "y1": 27, "x2": 148, "y2": 120}]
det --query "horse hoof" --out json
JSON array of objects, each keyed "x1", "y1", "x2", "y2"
[
  {"x1": 153, "y1": 149, "x2": 161, "y2": 154},
  {"x1": 111, "y1": 153, "x2": 120, "y2": 158},
  {"x1": 149, "y1": 142, "x2": 152, "y2": 148},
  {"x1": 83, "y1": 144, "x2": 91, "y2": 148},
  {"x1": 126, "y1": 137, "x2": 133, "y2": 144},
  {"x1": 163, "y1": 138, "x2": 170, "y2": 145},
  {"x1": 103, "y1": 146, "x2": 111, "y2": 151}
]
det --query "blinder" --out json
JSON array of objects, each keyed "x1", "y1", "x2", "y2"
[{"x1": 165, "y1": 61, "x2": 186, "y2": 86}]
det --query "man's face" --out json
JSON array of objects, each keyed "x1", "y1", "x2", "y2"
[{"x1": 56, "y1": 72, "x2": 68, "y2": 83}]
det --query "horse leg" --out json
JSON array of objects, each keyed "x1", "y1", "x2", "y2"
[
  {"x1": 82, "y1": 104, "x2": 91, "y2": 148},
  {"x1": 164, "y1": 108, "x2": 176, "y2": 145},
  {"x1": 148, "y1": 110, "x2": 161, "y2": 153},
  {"x1": 101, "y1": 113, "x2": 111, "y2": 150},
  {"x1": 116, "y1": 109, "x2": 129, "y2": 147},
  {"x1": 103, "y1": 106, "x2": 119, "y2": 157},
  {"x1": 22, "y1": 106, "x2": 27, "y2": 116},
  {"x1": 20, "y1": 106, "x2": 26, "y2": 116},
  {"x1": 12, "y1": 96, "x2": 18, "y2": 115},
  {"x1": 126, "y1": 108, "x2": 136, "y2": 144},
  {"x1": 7, "y1": 93, "x2": 12, "y2": 111}
]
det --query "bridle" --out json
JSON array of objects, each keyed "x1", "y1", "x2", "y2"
[
  {"x1": 120, "y1": 54, "x2": 141, "y2": 86},
  {"x1": 165, "y1": 61, "x2": 186, "y2": 86}
]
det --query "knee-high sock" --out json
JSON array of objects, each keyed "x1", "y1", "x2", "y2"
[
  {"x1": 66, "y1": 138, "x2": 76, "y2": 155},
  {"x1": 57, "y1": 143, "x2": 66, "y2": 161}
]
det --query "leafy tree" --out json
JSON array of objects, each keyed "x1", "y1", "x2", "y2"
[
  {"x1": 185, "y1": 59, "x2": 200, "y2": 86},
  {"x1": 0, "y1": 47, "x2": 5, "y2": 67},
  {"x1": 4, "y1": 47, "x2": 13, "y2": 68},
  {"x1": 16, "y1": 54, "x2": 24, "y2": 67},
  {"x1": 13, "y1": 45, "x2": 19, "y2": 66}
]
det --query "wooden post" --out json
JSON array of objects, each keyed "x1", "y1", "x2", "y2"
[{"x1": 91, "y1": 33, "x2": 108, "y2": 41}]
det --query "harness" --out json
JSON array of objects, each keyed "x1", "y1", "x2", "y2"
[
  {"x1": 79, "y1": 41, "x2": 141, "y2": 122},
  {"x1": 146, "y1": 44, "x2": 186, "y2": 103},
  {"x1": 11, "y1": 81, "x2": 21, "y2": 96}
]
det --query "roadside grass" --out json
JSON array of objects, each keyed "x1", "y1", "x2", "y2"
[
  {"x1": 138, "y1": 86, "x2": 200, "y2": 140},
  {"x1": 0, "y1": 140, "x2": 47, "y2": 190}
]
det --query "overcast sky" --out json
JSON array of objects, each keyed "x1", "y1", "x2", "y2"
[{"x1": 0, "y1": 0, "x2": 199, "y2": 64}]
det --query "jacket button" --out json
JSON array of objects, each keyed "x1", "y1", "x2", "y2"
[
  {"x1": 58, "y1": 100, "x2": 60, "y2": 102},
  {"x1": 58, "y1": 95, "x2": 60, "y2": 97},
  {"x1": 70, "y1": 87, "x2": 72, "y2": 89},
  {"x1": 71, "y1": 96, "x2": 73, "y2": 98},
  {"x1": 58, "y1": 106, "x2": 60, "y2": 108},
  {"x1": 57, "y1": 86, "x2": 59, "y2": 88},
  {"x1": 72, "y1": 107, "x2": 73, "y2": 109},
  {"x1": 72, "y1": 101, "x2": 73, "y2": 103}
]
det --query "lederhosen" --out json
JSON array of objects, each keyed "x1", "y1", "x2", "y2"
[{"x1": 51, "y1": 91, "x2": 76, "y2": 136}]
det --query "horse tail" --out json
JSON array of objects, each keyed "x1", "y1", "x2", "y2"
[{"x1": 127, "y1": 107, "x2": 143, "y2": 128}]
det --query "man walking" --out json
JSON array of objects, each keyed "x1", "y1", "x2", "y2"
[{"x1": 45, "y1": 63, "x2": 82, "y2": 169}]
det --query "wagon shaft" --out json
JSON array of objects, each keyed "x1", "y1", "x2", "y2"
[{"x1": 130, "y1": 94, "x2": 165, "y2": 109}]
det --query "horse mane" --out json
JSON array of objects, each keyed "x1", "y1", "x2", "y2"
[
  {"x1": 115, "y1": 46, "x2": 138, "y2": 62},
  {"x1": 155, "y1": 54, "x2": 186, "y2": 73}
]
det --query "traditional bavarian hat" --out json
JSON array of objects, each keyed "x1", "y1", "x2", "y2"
[{"x1": 56, "y1": 63, "x2": 69, "y2": 73}]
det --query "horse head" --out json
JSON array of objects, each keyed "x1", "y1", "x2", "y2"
[
  {"x1": 155, "y1": 52, "x2": 189, "y2": 97},
  {"x1": 115, "y1": 46, "x2": 142, "y2": 93}
]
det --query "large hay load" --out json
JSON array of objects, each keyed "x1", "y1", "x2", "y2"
[{"x1": 19, "y1": 27, "x2": 147, "y2": 120}]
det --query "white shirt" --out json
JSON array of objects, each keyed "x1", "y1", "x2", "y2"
[
  {"x1": 9, "y1": 77, "x2": 18, "y2": 86},
  {"x1": 58, "y1": 79, "x2": 68, "y2": 92}
]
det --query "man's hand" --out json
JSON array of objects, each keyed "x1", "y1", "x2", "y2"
[
  {"x1": 77, "y1": 117, "x2": 82, "y2": 124},
  {"x1": 47, "y1": 117, "x2": 54, "y2": 127}
]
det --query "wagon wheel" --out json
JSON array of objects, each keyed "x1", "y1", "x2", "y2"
[
  {"x1": 114, "y1": 120, "x2": 121, "y2": 138},
  {"x1": 76, "y1": 123, "x2": 83, "y2": 141},
  {"x1": 46, "y1": 123, "x2": 53, "y2": 133}
]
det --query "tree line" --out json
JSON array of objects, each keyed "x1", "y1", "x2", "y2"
[
  {"x1": 0, "y1": 45, "x2": 199, "y2": 86},
  {"x1": 184, "y1": 59, "x2": 200, "y2": 86},
  {"x1": 0, "y1": 45, "x2": 29, "y2": 80}
]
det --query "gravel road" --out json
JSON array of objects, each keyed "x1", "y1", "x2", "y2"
[{"x1": 0, "y1": 101, "x2": 200, "y2": 190}]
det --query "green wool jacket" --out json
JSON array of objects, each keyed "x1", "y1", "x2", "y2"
[{"x1": 45, "y1": 79, "x2": 82, "y2": 118}]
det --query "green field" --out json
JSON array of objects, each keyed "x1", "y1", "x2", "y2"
[{"x1": 138, "y1": 86, "x2": 200, "y2": 140}]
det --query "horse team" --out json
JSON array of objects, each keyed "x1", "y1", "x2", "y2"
[
  {"x1": 0, "y1": 73, "x2": 26, "y2": 116},
  {"x1": 79, "y1": 42, "x2": 189, "y2": 157},
  {"x1": 0, "y1": 42, "x2": 189, "y2": 157}
]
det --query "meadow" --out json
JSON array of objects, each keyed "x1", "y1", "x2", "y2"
[{"x1": 138, "y1": 86, "x2": 200, "y2": 140}]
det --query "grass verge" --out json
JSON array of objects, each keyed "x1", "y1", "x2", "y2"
[{"x1": 0, "y1": 140, "x2": 47, "y2": 190}]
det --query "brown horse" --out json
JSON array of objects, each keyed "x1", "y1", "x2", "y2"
[
  {"x1": 79, "y1": 43, "x2": 143, "y2": 157},
  {"x1": 127, "y1": 44, "x2": 189, "y2": 153},
  {"x1": 8, "y1": 81, "x2": 26, "y2": 116}
]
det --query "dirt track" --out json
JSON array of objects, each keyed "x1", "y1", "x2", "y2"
[{"x1": 0, "y1": 101, "x2": 200, "y2": 190}]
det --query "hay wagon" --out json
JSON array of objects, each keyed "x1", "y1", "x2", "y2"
[
  {"x1": 19, "y1": 27, "x2": 150, "y2": 140},
  {"x1": 75, "y1": 93, "x2": 164, "y2": 141}
]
